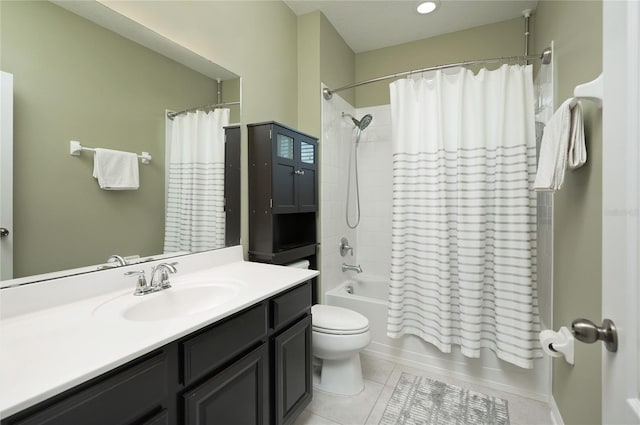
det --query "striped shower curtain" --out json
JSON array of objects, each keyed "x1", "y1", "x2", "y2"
[
  {"x1": 386, "y1": 65, "x2": 541, "y2": 368},
  {"x1": 164, "y1": 109, "x2": 229, "y2": 253}
]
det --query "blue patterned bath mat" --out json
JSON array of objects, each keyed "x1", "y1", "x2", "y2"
[{"x1": 379, "y1": 373, "x2": 510, "y2": 425}]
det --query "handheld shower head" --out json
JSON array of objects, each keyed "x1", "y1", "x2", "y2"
[
  {"x1": 355, "y1": 114, "x2": 373, "y2": 131},
  {"x1": 342, "y1": 113, "x2": 374, "y2": 131}
]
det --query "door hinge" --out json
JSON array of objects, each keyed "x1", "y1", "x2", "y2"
[
  {"x1": 270, "y1": 199, "x2": 273, "y2": 209},
  {"x1": 224, "y1": 134, "x2": 227, "y2": 144},
  {"x1": 269, "y1": 129, "x2": 272, "y2": 140}
]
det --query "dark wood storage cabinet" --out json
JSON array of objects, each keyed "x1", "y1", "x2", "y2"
[
  {"x1": 2, "y1": 281, "x2": 313, "y2": 425},
  {"x1": 248, "y1": 122, "x2": 318, "y2": 267},
  {"x1": 224, "y1": 125, "x2": 241, "y2": 247}
]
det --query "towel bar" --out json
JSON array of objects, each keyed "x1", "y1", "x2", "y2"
[
  {"x1": 69, "y1": 140, "x2": 152, "y2": 164},
  {"x1": 573, "y1": 74, "x2": 603, "y2": 108}
]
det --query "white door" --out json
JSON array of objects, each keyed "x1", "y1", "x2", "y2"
[
  {"x1": 602, "y1": 1, "x2": 640, "y2": 423},
  {"x1": 0, "y1": 71, "x2": 13, "y2": 281}
]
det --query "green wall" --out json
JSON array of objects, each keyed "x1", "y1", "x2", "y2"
[
  {"x1": 533, "y1": 2, "x2": 603, "y2": 424},
  {"x1": 0, "y1": 1, "x2": 220, "y2": 277},
  {"x1": 354, "y1": 18, "x2": 524, "y2": 107},
  {"x1": 97, "y1": 1, "x2": 300, "y2": 255},
  {"x1": 297, "y1": 12, "x2": 322, "y2": 137},
  {"x1": 297, "y1": 11, "x2": 355, "y2": 137}
]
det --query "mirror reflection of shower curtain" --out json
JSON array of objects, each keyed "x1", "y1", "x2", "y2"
[
  {"x1": 387, "y1": 65, "x2": 541, "y2": 369},
  {"x1": 164, "y1": 109, "x2": 229, "y2": 253}
]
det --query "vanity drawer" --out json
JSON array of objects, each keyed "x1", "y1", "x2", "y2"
[
  {"x1": 4, "y1": 351, "x2": 168, "y2": 425},
  {"x1": 181, "y1": 303, "x2": 268, "y2": 386},
  {"x1": 270, "y1": 281, "x2": 312, "y2": 330}
]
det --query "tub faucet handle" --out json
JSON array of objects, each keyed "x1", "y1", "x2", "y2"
[{"x1": 340, "y1": 237, "x2": 354, "y2": 257}]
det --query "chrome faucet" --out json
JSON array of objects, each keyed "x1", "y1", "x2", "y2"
[
  {"x1": 125, "y1": 262, "x2": 178, "y2": 296},
  {"x1": 149, "y1": 262, "x2": 178, "y2": 290},
  {"x1": 342, "y1": 263, "x2": 363, "y2": 273},
  {"x1": 339, "y1": 237, "x2": 354, "y2": 257},
  {"x1": 97, "y1": 254, "x2": 128, "y2": 270},
  {"x1": 108, "y1": 254, "x2": 127, "y2": 266}
]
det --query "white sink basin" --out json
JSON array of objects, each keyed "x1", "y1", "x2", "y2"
[{"x1": 93, "y1": 280, "x2": 245, "y2": 322}]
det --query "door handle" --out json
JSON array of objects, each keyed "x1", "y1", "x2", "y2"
[
  {"x1": 571, "y1": 318, "x2": 618, "y2": 352},
  {"x1": 0, "y1": 228, "x2": 8, "y2": 238}
]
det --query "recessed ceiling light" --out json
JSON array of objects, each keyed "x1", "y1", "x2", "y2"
[{"x1": 416, "y1": 1, "x2": 439, "y2": 14}]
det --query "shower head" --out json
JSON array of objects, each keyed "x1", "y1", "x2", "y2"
[
  {"x1": 342, "y1": 113, "x2": 374, "y2": 131},
  {"x1": 353, "y1": 114, "x2": 373, "y2": 131}
]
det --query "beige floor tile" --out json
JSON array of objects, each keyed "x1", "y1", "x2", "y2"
[
  {"x1": 360, "y1": 354, "x2": 395, "y2": 385},
  {"x1": 307, "y1": 380, "x2": 385, "y2": 425},
  {"x1": 506, "y1": 396, "x2": 552, "y2": 425},
  {"x1": 363, "y1": 383, "x2": 397, "y2": 425},
  {"x1": 294, "y1": 409, "x2": 343, "y2": 425}
]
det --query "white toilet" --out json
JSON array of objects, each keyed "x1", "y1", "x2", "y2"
[{"x1": 311, "y1": 304, "x2": 371, "y2": 395}]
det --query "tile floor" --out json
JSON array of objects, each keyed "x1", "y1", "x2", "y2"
[{"x1": 294, "y1": 354, "x2": 551, "y2": 425}]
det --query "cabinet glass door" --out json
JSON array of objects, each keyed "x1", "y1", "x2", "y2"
[
  {"x1": 272, "y1": 129, "x2": 298, "y2": 214},
  {"x1": 300, "y1": 141, "x2": 315, "y2": 165},
  {"x1": 276, "y1": 134, "x2": 294, "y2": 160}
]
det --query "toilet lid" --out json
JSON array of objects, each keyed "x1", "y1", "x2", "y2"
[{"x1": 312, "y1": 304, "x2": 369, "y2": 335}]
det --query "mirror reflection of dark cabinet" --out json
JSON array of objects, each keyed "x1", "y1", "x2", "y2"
[
  {"x1": 248, "y1": 122, "x2": 318, "y2": 267},
  {"x1": 224, "y1": 125, "x2": 241, "y2": 246}
]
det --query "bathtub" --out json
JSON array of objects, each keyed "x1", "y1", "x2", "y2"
[
  {"x1": 325, "y1": 274, "x2": 390, "y2": 344},
  {"x1": 323, "y1": 274, "x2": 550, "y2": 401}
]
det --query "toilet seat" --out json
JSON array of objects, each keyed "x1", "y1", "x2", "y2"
[{"x1": 312, "y1": 304, "x2": 369, "y2": 335}]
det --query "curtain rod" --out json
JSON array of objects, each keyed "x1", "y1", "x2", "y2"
[
  {"x1": 322, "y1": 47, "x2": 552, "y2": 100},
  {"x1": 167, "y1": 101, "x2": 240, "y2": 120}
]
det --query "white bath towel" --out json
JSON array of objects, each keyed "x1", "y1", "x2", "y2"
[
  {"x1": 533, "y1": 98, "x2": 587, "y2": 191},
  {"x1": 92, "y1": 148, "x2": 139, "y2": 190}
]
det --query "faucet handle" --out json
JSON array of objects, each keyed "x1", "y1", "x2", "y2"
[
  {"x1": 340, "y1": 237, "x2": 354, "y2": 257},
  {"x1": 125, "y1": 270, "x2": 149, "y2": 296}
]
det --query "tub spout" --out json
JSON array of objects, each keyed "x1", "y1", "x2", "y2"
[{"x1": 342, "y1": 263, "x2": 363, "y2": 273}]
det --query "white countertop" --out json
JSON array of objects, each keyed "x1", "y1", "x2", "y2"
[{"x1": 0, "y1": 253, "x2": 318, "y2": 419}]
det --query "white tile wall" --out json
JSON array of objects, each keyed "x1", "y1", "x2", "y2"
[
  {"x1": 352, "y1": 105, "x2": 393, "y2": 279},
  {"x1": 319, "y1": 86, "x2": 357, "y2": 298}
]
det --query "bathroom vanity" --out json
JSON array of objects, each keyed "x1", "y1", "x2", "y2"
[{"x1": 0, "y1": 247, "x2": 317, "y2": 425}]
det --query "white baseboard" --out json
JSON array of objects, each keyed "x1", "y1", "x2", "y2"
[{"x1": 549, "y1": 395, "x2": 564, "y2": 425}]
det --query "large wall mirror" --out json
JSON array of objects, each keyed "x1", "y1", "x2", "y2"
[{"x1": 0, "y1": 1, "x2": 241, "y2": 286}]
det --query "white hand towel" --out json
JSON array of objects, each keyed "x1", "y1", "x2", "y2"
[
  {"x1": 92, "y1": 148, "x2": 139, "y2": 190},
  {"x1": 567, "y1": 102, "x2": 587, "y2": 169},
  {"x1": 533, "y1": 98, "x2": 586, "y2": 191}
]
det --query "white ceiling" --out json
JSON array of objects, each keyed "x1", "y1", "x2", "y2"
[{"x1": 284, "y1": 0, "x2": 539, "y2": 53}]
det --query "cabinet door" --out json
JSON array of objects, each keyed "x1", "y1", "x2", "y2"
[
  {"x1": 272, "y1": 127, "x2": 299, "y2": 214},
  {"x1": 274, "y1": 316, "x2": 312, "y2": 425},
  {"x1": 183, "y1": 344, "x2": 269, "y2": 425},
  {"x1": 297, "y1": 138, "x2": 317, "y2": 213},
  {"x1": 4, "y1": 352, "x2": 168, "y2": 425}
]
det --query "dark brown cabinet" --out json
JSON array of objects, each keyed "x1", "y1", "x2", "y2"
[
  {"x1": 273, "y1": 316, "x2": 312, "y2": 425},
  {"x1": 224, "y1": 125, "x2": 241, "y2": 247},
  {"x1": 2, "y1": 352, "x2": 169, "y2": 425},
  {"x1": 248, "y1": 122, "x2": 318, "y2": 266},
  {"x1": 2, "y1": 282, "x2": 313, "y2": 425},
  {"x1": 248, "y1": 122, "x2": 317, "y2": 215}
]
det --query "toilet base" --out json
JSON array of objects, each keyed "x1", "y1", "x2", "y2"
[{"x1": 315, "y1": 354, "x2": 364, "y2": 396}]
